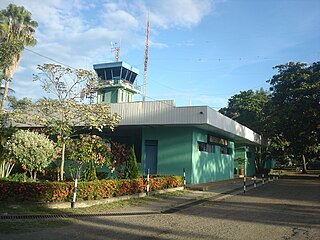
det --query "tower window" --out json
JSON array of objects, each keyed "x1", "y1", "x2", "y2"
[{"x1": 101, "y1": 92, "x2": 105, "y2": 102}]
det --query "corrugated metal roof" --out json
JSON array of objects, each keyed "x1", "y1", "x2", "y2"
[{"x1": 109, "y1": 100, "x2": 265, "y2": 145}]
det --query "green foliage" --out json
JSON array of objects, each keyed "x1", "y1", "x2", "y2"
[
  {"x1": 0, "y1": 175, "x2": 183, "y2": 202},
  {"x1": 0, "y1": 3, "x2": 38, "y2": 111},
  {"x1": 2, "y1": 173, "x2": 30, "y2": 182},
  {"x1": 219, "y1": 88, "x2": 269, "y2": 133},
  {"x1": 110, "y1": 142, "x2": 131, "y2": 178},
  {"x1": 125, "y1": 146, "x2": 140, "y2": 179},
  {"x1": 8, "y1": 64, "x2": 121, "y2": 181},
  {"x1": 68, "y1": 135, "x2": 112, "y2": 181},
  {"x1": 265, "y1": 61, "x2": 320, "y2": 167},
  {"x1": 7, "y1": 96, "x2": 32, "y2": 110},
  {"x1": 4, "y1": 130, "x2": 55, "y2": 181},
  {"x1": 0, "y1": 41, "x2": 23, "y2": 75},
  {"x1": 0, "y1": 123, "x2": 16, "y2": 178},
  {"x1": 0, "y1": 4, "x2": 38, "y2": 46}
]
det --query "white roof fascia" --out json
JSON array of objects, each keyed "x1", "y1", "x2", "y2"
[{"x1": 109, "y1": 100, "x2": 265, "y2": 146}]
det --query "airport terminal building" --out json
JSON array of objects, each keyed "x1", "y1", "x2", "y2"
[{"x1": 94, "y1": 61, "x2": 265, "y2": 184}]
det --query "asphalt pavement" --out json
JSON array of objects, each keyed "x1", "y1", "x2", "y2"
[{"x1": 1, "y1": 174, "x2": 319, "y2": 240}]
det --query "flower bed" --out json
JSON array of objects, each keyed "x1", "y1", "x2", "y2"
[{"x1": 0, "y1": 176, "x2": 183, "y2": 202}]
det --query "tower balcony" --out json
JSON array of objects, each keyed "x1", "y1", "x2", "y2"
[{"x1": 97, "y1": 79, "x2": 140, "y2": 94}]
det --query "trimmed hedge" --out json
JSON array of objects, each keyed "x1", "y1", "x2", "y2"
[{"x1": 0, "y1": 176, "x2": 182, "y2": 202}]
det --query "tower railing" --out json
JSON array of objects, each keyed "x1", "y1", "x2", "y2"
[{"x1": 98, "y1": 79, "x2": 140, "y2": 92}]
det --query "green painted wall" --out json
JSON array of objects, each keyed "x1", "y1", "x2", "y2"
[
  {"x1": 235, "y1": 146, "x2": 246, "y2": 175},
  {"x1": 246, "y1": 145, "x2": 256, "y2": 176},
  {"x1": 142, "y1": 127, "x2": 193, "y2": 183},
  {"x1": 98, "y1": 89, "x2": 118, "y2": 103},
  {"x1": 235, "y1": 145, "x2": 256, "y2": 176},
  {"x1": 142, "y1": 126, "x2": 236, "y2": 184},
  {"x1": 192, "y1": 129, "x2": 234, "y2": 184}
]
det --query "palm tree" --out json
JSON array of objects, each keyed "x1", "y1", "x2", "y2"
[{"x1": 0, "y1": 4, "x2": 38, "y2": 112}]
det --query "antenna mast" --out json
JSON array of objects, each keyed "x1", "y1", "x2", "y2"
[
  {"x1": 111, "y1": 42, "x2": 120, "y2": 62},
  {"x1": 142, "y1": 15, "x2": 149, "y2": 101}
]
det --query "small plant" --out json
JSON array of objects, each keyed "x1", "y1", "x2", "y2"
[{"x1": 125, "y1": 146, "x2": 140, "y2": 179}]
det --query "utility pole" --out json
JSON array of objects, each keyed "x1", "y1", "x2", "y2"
[
  {"x1": 111, "y1": 42, "x2": 120, "y2": 62},
  {"x1": 143, "y1": 15, "x2": 149, "y2": 102}
]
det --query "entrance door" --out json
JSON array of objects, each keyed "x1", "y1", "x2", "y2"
[{"x1": 144, "y1": 140, "x2": 158, "y2": 174}]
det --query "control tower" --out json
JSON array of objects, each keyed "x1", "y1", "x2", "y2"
[{"x1": 93, "y1": 61, "x2": 140, "y2": 104}]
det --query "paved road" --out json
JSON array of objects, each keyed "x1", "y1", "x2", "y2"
[{"x1": 2, "y1": 177, "x2": 319, "y2": 240}]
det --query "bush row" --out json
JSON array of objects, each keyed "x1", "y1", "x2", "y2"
[{"x1": 0, "y1": 175, "x2": 183, "y2": 202}]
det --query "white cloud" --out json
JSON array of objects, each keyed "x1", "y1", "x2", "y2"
[
  {"x1": 102, "y1": 2, "x2": 140, "y2": 30},
  {"x1": 149, "y1": 0, "x2": 213, "y2": 29},
  {"x1": 0, "y1": 0, "x2": 217, "y2": 102}
]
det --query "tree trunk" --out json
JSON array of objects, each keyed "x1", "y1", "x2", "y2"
[
  {"x1": 32, "y1": 170, "x2": 37, "y2": 181},
  {"x1": 0, "y1": 78, "x2": 10, "y2": 112},
  {"x1": 0, "y1": 161, "x2": 5, "y2": 178},
  {"x1": 0, "y1": 53, "x2": 21, "y2": 112},
  {"x1": 5, "y1": 162, "x2": 15, "y2": 178},
  {"x1": 60, "y1": 142, "x2": 66, "y2": 181},
  {"x1": 302, "y1": 154, "x2": 308, "y2": 174}
]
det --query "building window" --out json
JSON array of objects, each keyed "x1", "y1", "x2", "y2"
[
  {"x1": 198, "y1": 142, "x2": 206, "y2": 152},
  {"x1": 207, "y1": 144, "x2": 215, "y2": 153},
  {"x1": 227, "y1": 147, "x2": 232, "y2": 155},
  {"x1": 221, "y1": 146, "x2": 232, "y2": 155},
  {"x1": 121, "y1": 91, "x2": 124, "y2": 102},
  {"x1": 101, "y1": 92, "x2": 105, "y2": 102},
  {"x1": 198, "y1": 142, "x2": 215, "y2": 153}
]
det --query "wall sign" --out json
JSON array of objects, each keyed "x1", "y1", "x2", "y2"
[{"x1": 207, "y1": 135, "x2": 228, "y2": 146}]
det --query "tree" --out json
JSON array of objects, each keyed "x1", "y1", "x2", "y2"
[
  {"x1": 125, "y1": 146, "x2": 139, "y2": 179},
  {"x1": 0, "y1": 125, "x2": 16, "y2": 178},
  {"x1": 7, "y1": 96, "x2": 32, "y2": 110},
  {"x1": 110, "y1": 142, "x2": 130, "y2": 179},
  {"x1": 0, "y1": 4, "x2": 38, "y2": 112},
  {"x1": 219, "y1": 89, "x2": 270, "y2": 173},
  {"x1": 8, "y1": 64, "x2": 121, "y2": 181},
  {"x1": 265, "y1": 62, "x2": 320, "y2": 173},
  {"x1": 4, "y1": 130, "x2": 55, "y2": 181},
  {"x1": 219, "y1": 88, "x2": 269, "y2": 134},
  {"x1": 68, "y1": 135, "x2": 112, "y2": 181}
]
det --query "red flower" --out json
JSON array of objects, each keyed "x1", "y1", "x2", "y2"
[
  {"x1": 42, "y1": 170, "x2": 46, "y2": 175},
  {"x1": 22, "y1": 165, "x2": 26, "y2": 170}
]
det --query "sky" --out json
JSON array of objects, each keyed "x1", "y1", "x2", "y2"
[{"x1": 1, "y1": 0, "x2": 319, "y2": 110}]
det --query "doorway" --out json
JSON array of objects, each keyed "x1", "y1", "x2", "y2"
[{"x1": 144, "y1": 140, "x2": 158, "y2": 174}]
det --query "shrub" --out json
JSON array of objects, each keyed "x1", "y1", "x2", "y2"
[
  {"x1": 125, "y1": 146, "x2": 139, "y2": 179},
  {"x1": 4, "y1": 130, "x2": 55, "y2": 181},
  {"x1": 0, "y1": 175, "x2": 183, "y2": 202}
]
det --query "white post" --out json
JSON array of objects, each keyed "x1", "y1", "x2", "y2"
[
  {"x1": 71, "y1": 171, "x2": 78, "y2": 208},
  {"x1": 146, "y1": 168, "x2": 150, "y2": 195},
  {"x1": 183, "y1": 168, "x2": 186, "y2": 189}
]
